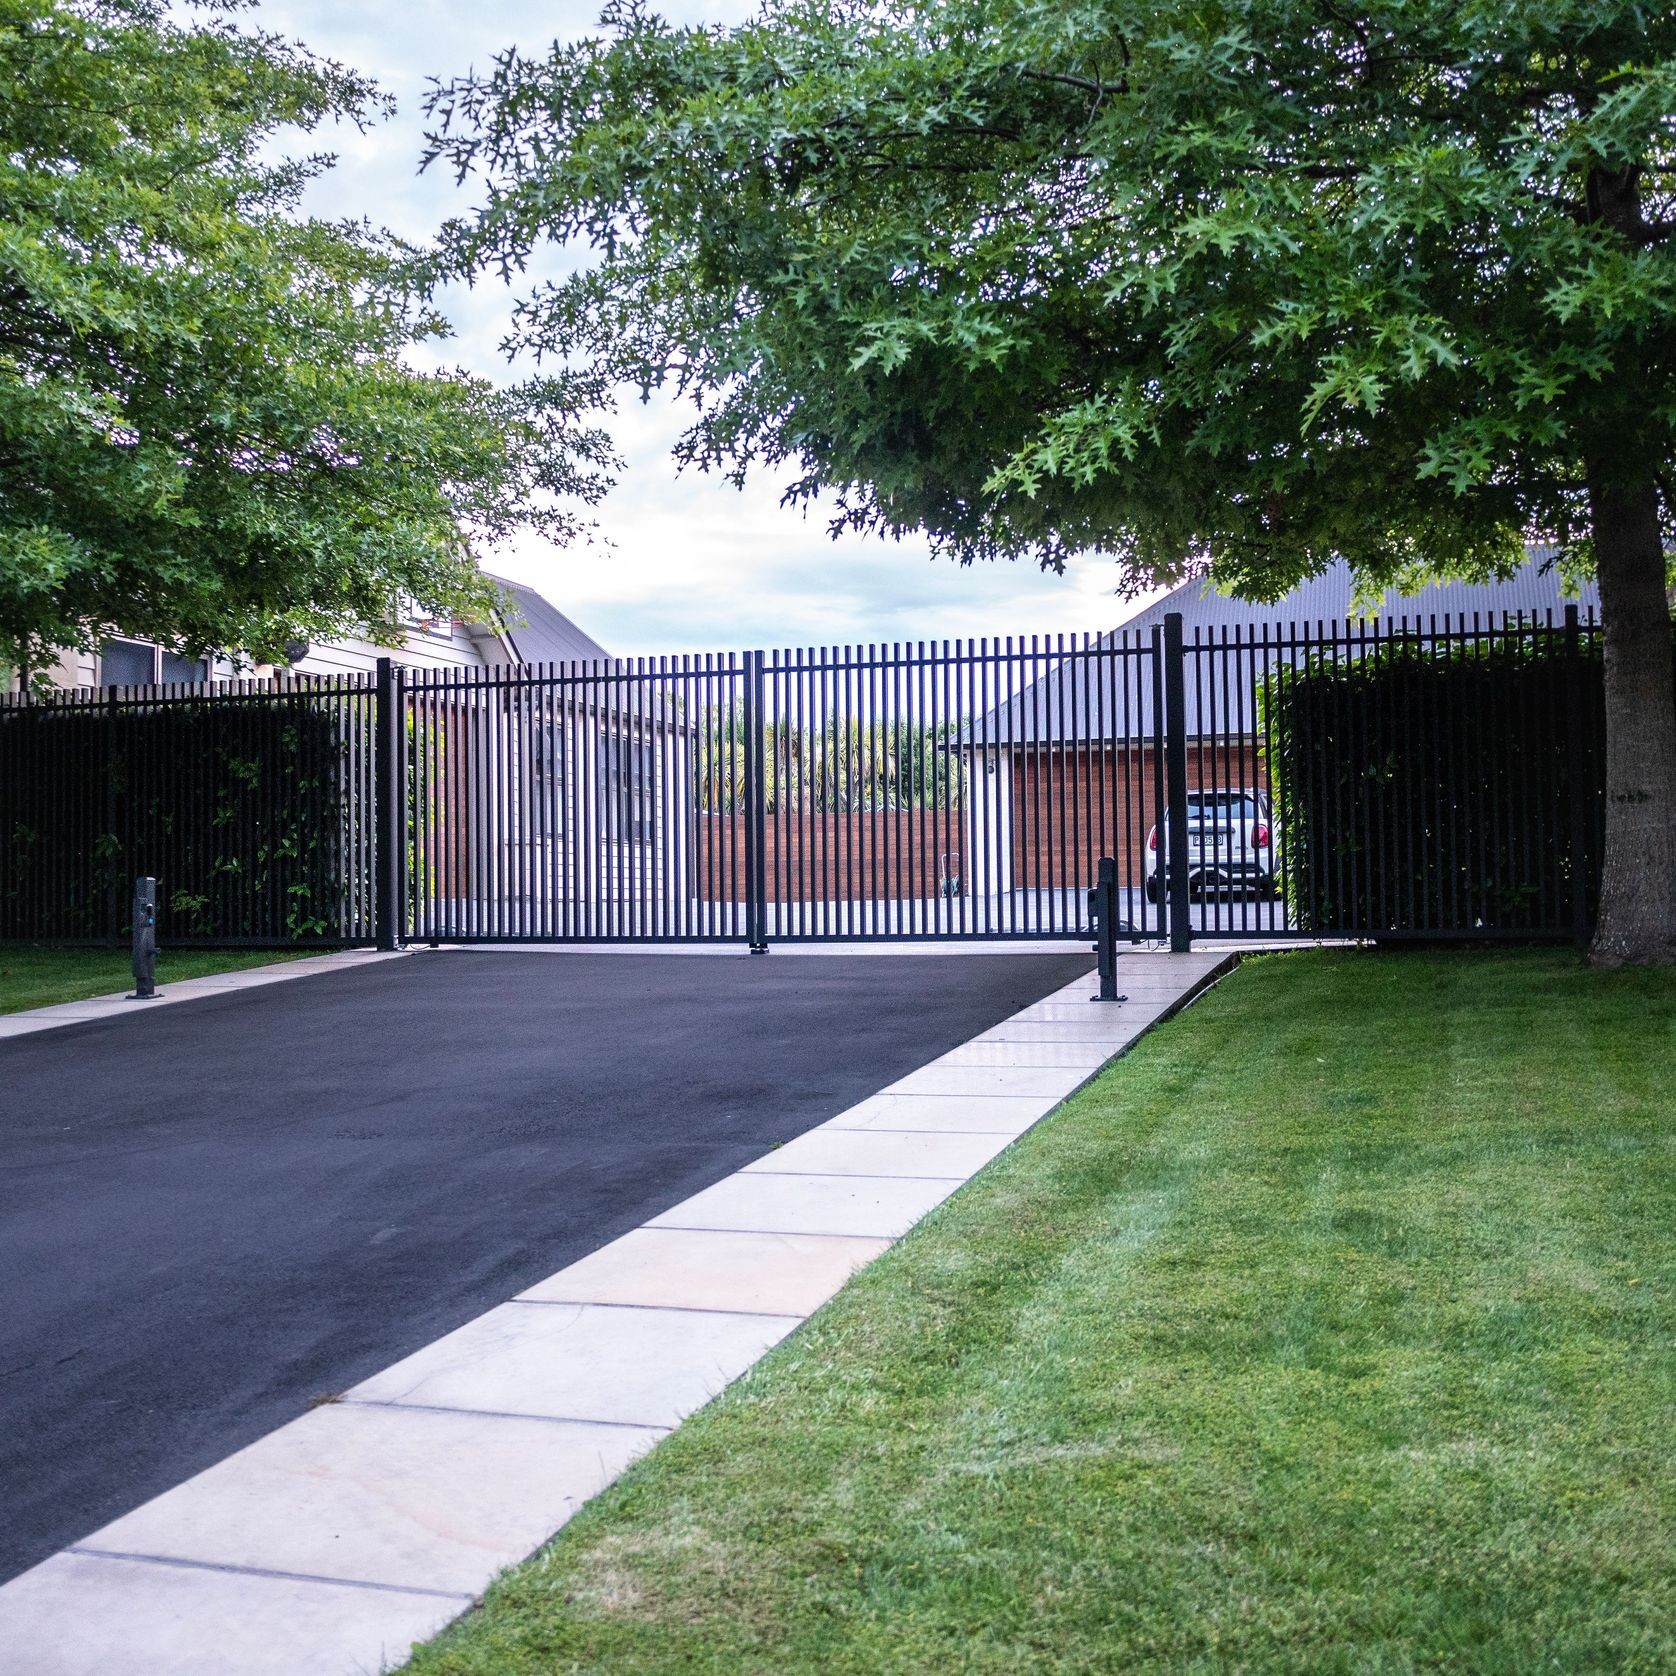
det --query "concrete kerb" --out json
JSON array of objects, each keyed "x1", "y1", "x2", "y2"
[{"x1": 0, "y1": 946, "x2": 1241, "y2": 1676}]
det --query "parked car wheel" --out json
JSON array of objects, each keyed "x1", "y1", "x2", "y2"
[{"x1": 1145, "y1": 875, "x2": 1161, "y2": 905}]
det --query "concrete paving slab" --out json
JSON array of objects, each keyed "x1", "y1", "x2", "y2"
[
  {"x1": 0, "y1": 1550, "x2": 462, "y2": 1676},
  {"x1": 821, "y1": 1092, "x2": 1045, "y2": 1132},
  {"x1": 349, "y1": 1302, "x2": 798, "y2": 1430},
  {"x1": 77, "y1": 1402, "x2": 662, "y2": 1598},
  {"x1": 932, "y1": 1039, "x2": 1115, "y2": 1069},
  {"x1": 169, "y1": 970, "x2": 319, "y2": 990},
  {"x1": 817, "y1": 1092, "x2": 1052, "y2": 1134},
  {"x1": 648, "y1": 1171, "x2": 961, "y2": 1238},
  {"x1": 881, "y1": 1062, "x2": 1089, "y2": 1100},
  {"x1": 517, "y1": 1228, "x2": 890, "y2": 1317},
  {"x1": 743, "y1": 1127, "x2": 1015, "y2": 1181},
  {"x1": 969, "y1": 1020, "x2": 1153, "y2": 1045},
  {"x1": 1007, "y1": 1000, "x2": 1169, "y2": 1024},
  {"x1": 0, "y1": 1014, "x2": 61, "y2": 1038},
  {"x1": 3, "y1": 998, "x2": 131, "y2": 1022},
  {"x1": 0, "y1": 950, "x2": 413, "y2": 1039}
]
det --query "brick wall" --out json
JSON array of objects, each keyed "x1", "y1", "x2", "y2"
[{"x1": 696, "y1": 809, "x2": 965, "y2": 902}]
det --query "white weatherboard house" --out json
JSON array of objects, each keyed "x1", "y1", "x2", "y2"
[{"x1": 20, "y1": 572, "x2": 608, "y2": 690}]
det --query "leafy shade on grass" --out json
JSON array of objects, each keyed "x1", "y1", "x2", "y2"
[
  {"x1": 404, "y1": 950, "x2": 1676, "y2": 1676},
  {"x1": 0, "y1": 945, "x2": 309, "y2": 1014}
]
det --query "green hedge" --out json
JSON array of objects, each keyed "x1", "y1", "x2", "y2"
[
  {"x1": 0, "y1": 695, "x2": 371, "y2": 943},
  {"x1": 1262, "y1": 630, "x2": 1639, "y2": 936}
]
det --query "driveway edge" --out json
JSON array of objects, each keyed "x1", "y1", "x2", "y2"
[{"x1": 0, "y1": 950, "x2": 412, "y2": 1040}]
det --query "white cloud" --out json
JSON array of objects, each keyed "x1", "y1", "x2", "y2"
[{"x1": 256, "y1": 0, "x2": 1165, "y2": 653}]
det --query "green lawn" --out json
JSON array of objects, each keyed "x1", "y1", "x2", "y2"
[
  {"x1": 0, "y1": 945, "x2": 311, "y2": 1014},
  {"x1": 403, "y1": 949, "x2": 1676, "y2": 1676}
]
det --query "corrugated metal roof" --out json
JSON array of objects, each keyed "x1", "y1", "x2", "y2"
[
  {"x1": 480, "y1": 575, "x2": 701, "y2": 734},
  {"x1": 968, "y1": 551, "x2": 1599, "y2": 746},
  {"x1": 1122, "y1": 551, "x2": 1597, "y2": 638},
  {"x1": 487, "y1": 574, "x2": 613, "y2": 665}
]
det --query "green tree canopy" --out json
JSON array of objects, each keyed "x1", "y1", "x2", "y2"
[
  {"x1": 0, "y1": 0, "x2": 612, "y2": 676},
  {"x1": 428, "y1": 0, "x2": 1676, "y2": 962}
]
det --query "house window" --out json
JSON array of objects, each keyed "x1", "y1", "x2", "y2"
[
  {"x1": 159, "y1": 649, "x2": 208, "y2": 685},
  {"x1": 603, "y1": 732, "x2": 655, "y2": 843},
  {"x1": 100, "y1": 639, "x2": 157, "y2": 687},
  {"x1": 100, "y1": 639, "x2": 207, "y2": 687}
]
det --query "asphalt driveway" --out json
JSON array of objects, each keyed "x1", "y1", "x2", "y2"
[{"x1": 0, "y1": 948, "x2": 1089, "y2": 1582}]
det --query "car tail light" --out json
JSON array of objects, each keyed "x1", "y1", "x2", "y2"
[
  {"x1": 1147, "y1": 826, "x2": 1157, "y2": 851},
  {"x1": 1252, "y1": 822, "x2": 1270, "y2": 848}
]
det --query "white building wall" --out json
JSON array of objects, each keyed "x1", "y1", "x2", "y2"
[
  {"x1": 289, "y1": 616, "x2": 503, "y2": 679},
  {"x1": 964, "y1": 748, "x2": 1015, "y2": 901}
]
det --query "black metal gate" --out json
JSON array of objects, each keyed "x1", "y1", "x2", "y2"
[
  {"x1": 394, "y1": 607, "x2": 1603, "y2": 950},
  {"x1": 0, "y1": 608, "x2": 1606, "y2": 951},
  {"x1": 399, "y1": 633, "x2": 1169, "y2": 948}
]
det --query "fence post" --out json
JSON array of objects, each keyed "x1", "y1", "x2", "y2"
[
  {"x1": 743, "y1": 650, "x2": 769, "y2": 952},
  {"x1": 104, "y1": 686, "x2": 122, "y2": 945},
  {"x1": 374, "y1": 657, "x2": 405, "y2": 952},
  {"x1": 1162, "y1": 612, "x2": 1192, "y2": 953},
  {"x1": 1564, "y1": 605, "x2": 1589, "y2": 949},
  {"x1": 129, "y1": 875, "x2": 160, "y2": 999}
]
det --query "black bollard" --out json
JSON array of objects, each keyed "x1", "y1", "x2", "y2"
[
  {"x1": 129, "y1": 876, "x2": 161, "y2": 1000},
  {"x1": 1086, "y1": 856, "x2": 1126, "y2": 1003}
]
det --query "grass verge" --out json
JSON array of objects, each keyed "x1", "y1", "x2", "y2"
[
  {"x1": 402, "y1": 948, "x2": 1675, "y2": 1675},
  {"x1": 0, "y1": 944, "x2": 311, "y2": 1014}
]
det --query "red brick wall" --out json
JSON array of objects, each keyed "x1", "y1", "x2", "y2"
[{"x1": 696, "y1": 809, "x2": 965, "y2": 902}]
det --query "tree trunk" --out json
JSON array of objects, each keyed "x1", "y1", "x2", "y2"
[{"x1": 1586, "y1": 470, "x2": 1676, "y2": 966}]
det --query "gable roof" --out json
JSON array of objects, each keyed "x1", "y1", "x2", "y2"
[
  {"x1": 488, "y1": 575, "x2": 613, "y2": 664},
  {"x1": 968, "y1": 551, "x2": 1598, "y2": 748},
  {"x1": 1120, "y1": 551, "x2": 1597, "y2": 640},
  {"x1": 482, "y1": 574, "x2": 699, "y2": 736}
]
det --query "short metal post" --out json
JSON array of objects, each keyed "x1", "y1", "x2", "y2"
[
  {"x1": 129, "y1": 875, "x2": 160, "y2": 999},
  {"x1": 1087, "y1": 854, "x2": 1126, "y2": 1002},
  {"x1": 1162, "y1": 612, "x2": 1193, "y2": 953}
]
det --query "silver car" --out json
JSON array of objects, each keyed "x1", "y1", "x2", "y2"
[{"x1": 1144, "y1": 790, "x2": 1280, "y2": 902}]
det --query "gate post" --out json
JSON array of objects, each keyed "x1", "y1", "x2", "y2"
[
  {"x1": 374, "y1": 656, "x2": 406, "y2": 952},
  {"x1": 1162, "y1": 612, "x2": 1192, "y2": 953},
  {"x1": 743, "y1": 650, "x2": 769, "y2": 952},
  {"x1": 1564, "y1": 605, "x2": 1589, "y2": 948},
  {"x1": 105, "y1": 686, "x2": 122, "y2": 946}
]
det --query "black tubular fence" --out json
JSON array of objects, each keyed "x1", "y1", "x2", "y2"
[
  {"x1": 0, "y1": 674, "x2": 378, "y2": 945},
  {"x1": 0, "y1": 608, "x2": 1614, "y2": 951}
]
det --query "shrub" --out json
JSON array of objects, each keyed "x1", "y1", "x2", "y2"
[
  {"x1": 1261, "y1": 628, "x2": 1641, "y2": 936},
  {"x1": 0, "y1": 693, "x2": 368, "y2": 943}
]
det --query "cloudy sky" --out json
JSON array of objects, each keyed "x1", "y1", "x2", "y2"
[{"x1": 255, "y1": 0, "x2": 1164, "y2": 655}]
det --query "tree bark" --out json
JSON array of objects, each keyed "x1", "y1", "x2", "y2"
[{"x1": 1585, "y1": 470, "x2": 1676, "y2": 966}]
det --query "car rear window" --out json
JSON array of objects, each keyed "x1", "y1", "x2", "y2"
[{"x1": 1182, "y1": 794, "x2": 1258, "y2": 818}]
